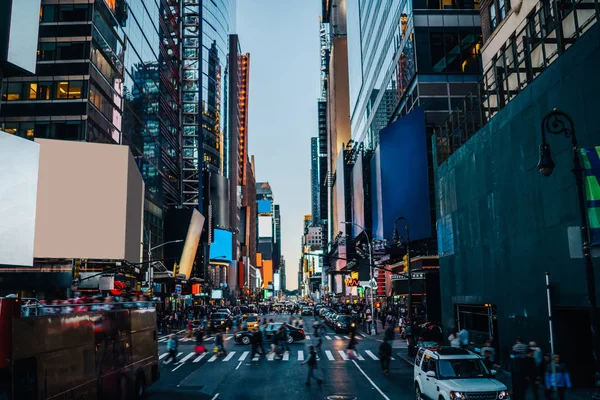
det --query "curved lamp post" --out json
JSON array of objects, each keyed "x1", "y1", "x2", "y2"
[{"x1": 538, "y1": 109, "x2": 600, "y2": 392}]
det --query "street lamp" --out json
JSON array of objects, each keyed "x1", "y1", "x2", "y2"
[
  {"x1": 393, "y1": 216, "x2": 415, "y2": 355},
  {"x1": 341, "y1": 221, "x2": 375, "y2": 324},
  {"x1": 146, "y1": 236, "x2": 184, "y2": 296},
  {"x1": 538, "y1": 108, "x2": 600, "y2": 392}
]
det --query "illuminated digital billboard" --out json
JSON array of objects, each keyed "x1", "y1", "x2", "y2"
[
  {"x1": 257, "y1": 200, "x2": 272, "y2": 214},
  {"x1": 210, "y1": 229, "x2": 233, "y2": 261}
]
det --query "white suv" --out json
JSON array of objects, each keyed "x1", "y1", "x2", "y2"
[{"x1": 414, "y1": 347, "x2": 510, "y2": 400}]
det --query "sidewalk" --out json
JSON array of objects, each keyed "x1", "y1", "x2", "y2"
[{"x1": 396, "y1": 347, "x2": 594, "y2": 400}]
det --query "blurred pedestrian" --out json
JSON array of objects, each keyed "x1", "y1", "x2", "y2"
[
  {"x1": 302, "y1": 345, "x2": 323, "y2": 386},
  {"x1": 379, "y1": 338, "x2": 392, "y2": 375},
  {"x1": 545, "y1": 354, "x2": 571, "y2": 400},
  {"x1": 163, "y1": 334, "x2": 178, "y2": 364}
]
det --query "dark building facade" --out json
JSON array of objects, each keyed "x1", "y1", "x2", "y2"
[
  {"x1": 434, "y1": 4, "x2": 600, "y2": 386},
  {"x1": 310, "y1": 137, "x2": 320, "y2": 223}
]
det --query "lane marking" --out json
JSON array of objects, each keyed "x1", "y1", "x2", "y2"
[
  {"x1": 325, "y1": 350, "x2": 335, "y2": 361},
  {"x1": 338, "y1": 350, "x2": 348, "y2": 360},
  {"x1": 298, "y1": 350, "x2": 304, "y2": 361},
  {"x1": 179, "y1": 352, "x2": 196, "y2": 363},
  {"x1": 235, "y1": 361, "x2": 242, "y2": 370},
  {"x1": 267, "y1": 352, "x2": 275, "y2": 361},
  {"x1": 171, "y1": 363, "x2": 185, "y2": 372},
  {"x1": 351, "y1": 360, "x2": 391, "y2": 400},
  {"x1": 239, "y1": 351, "x2": 249, "y2": 361},
  {"x1": 159, "y1": 353, "x2": 168, "y2": 360},
  {"x1": 222, "y1": 351, "x2": 236, "y2": 361},
  {"x1": 325, "y1": 336, "x2": 332, "y2": 340},
  {"x1": 335, "y1": 336, "x2": 342, "y2": 340},
  {"x1": 193, "y1": 353, "x2": 207, "y2": 362},
  {"x1": 365, "y1": 350, "x2": 379, "y2": 360},
  {"x1": 207, "y1": 355, "x2": 218, "y2": 362},
  {"x1": 211, "y1": 394, "x2": 220, "y2": 400},
  {"x1": 282, "y1": 352, "x2": 290, "y2": 361}
]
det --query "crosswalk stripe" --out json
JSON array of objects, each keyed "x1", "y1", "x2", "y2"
[
  {"x1": 159, "y1": 353, "x2": 168, "y2": 360},
  {"x1": 222, "y1": 351, "x2": 236, "y2": 361},
  {"x1": 158, "y1": 338, "x2": 168, "y2": 342},
  {"x1": 179, "y1": 352, "x2": 196, "y2": 363},
  {"x1": 325, "y1": 350, "x2": 335, "y2": 361},
  {"x1": 267, "y1": 353, "x2": 275, "y2": 361},
  {"x1": 305, "y1": 335, "x2": 311, "y2": 340},
  {"x1": 298, "y1": 350, "x2": 304, "y2": 361},
  {"x1": 344, "y1": 336, "x2": 350, "y2": 339},
  {"x1": 224, "y1": 336, "x2": 232, "y2": 341},
  {"x1": 391, "y1": 357, "x2": 396, "y2": 360},
  {"x1": 356, "y1": 336, "x2": 362, "y2": 340},
  {"x1": 282, "y1": 352, "x2": 290, "y2": 361},
  {"x1": 356, "y1": 353, "x2": 365, "y2": 361},
  {"x1": 365, "y1": 350, "x2": 379, "y2": 360},
  {"x1": 335, "y1": 336, "x2": 342, "y2": 340},
  {"x1": 252, "y1": 355, "x2": 260, "y2": 361},
  {"x1": 239, "y1": 351, "x2": 249, "y2": 361},
  {"x1": 207, "y1": 355, "x2": 218, "y2": 362},
  {"x1": 338, "y1": 350, "x2": 348, "y2": 360},
  {"x1": 205, "y1": 337, "x2": 215, "y2": 341},
  {"x1": 325, "y1": 336, "x2": 332, "y2": 340},
  {"x1": 193, "y1": 353, "x2": 207, "y2": 362}
]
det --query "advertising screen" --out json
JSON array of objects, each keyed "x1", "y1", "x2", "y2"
[
  {"x1": 372, "y1": 106, "x2": 431, "y2": 241},
  {"x1": 212, "y1": 289, "x2": 223, "y2": 299},
  {"x1": 0, "y1": 132, "x2": 39, "y2": 267},
  {"x1": 257, "y1": 200, "x2": 272, "y2": 214},
  {"x1": 258, "y1": 216, "x2": 273, "y2": 238},
  {"x1": 210, "y1": 229, "x2": 233, "y2": 261}
]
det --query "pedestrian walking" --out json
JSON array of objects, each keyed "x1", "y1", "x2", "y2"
[
  {"x1": 379, "y1": 338, "x2": 392, "y2": 375},
  {"x1": 545, "y1": 354, "x2": 571, "y2": 400},
  {"x1": 163, "y1": 334, "x2": 178, "y2": 364},
  {"x1": 346, "y1": 330, "x2": 358, "y2": 359},
  {"x1": 302, "y1": 345, "x2": 323, "y2": 386},
  {"x1": 251, "y1": 329, "x2": 264, "y2": 359}
]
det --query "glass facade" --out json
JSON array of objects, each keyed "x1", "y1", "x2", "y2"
[{"x1": 347, "y1": 0, "x2": 481, "y2": 148}]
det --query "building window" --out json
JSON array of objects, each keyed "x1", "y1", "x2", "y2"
[
  {"x1": 490, "y1": 0, "x2": 511, "y2": 31},
  {"x1": 2, "y1": 83, "x2": 22, "y2": 101},
  {"x1": 55, "y1": 81, "x2": 84, "y2": 99},
  {"x1": 37, "y1": 82, "x2": 52, "y2": 100}
]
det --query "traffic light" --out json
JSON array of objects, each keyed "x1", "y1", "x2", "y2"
[
  {"x1": 173, "y1": 262, "x2": 180, "y2": 277},
  {"x1": 376, "y1": 302, "x2": 381, "y2": 309},
  {"x1": 73, "y1": 259, "x2": 81, "y2": 280},
  {"x1": 403, "y1": 254, "x2": 409, "y2": 273}
]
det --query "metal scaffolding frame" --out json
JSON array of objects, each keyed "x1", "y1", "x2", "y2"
[{"x1": 181, "y1": 0, "x2": 203, "y2": 207}]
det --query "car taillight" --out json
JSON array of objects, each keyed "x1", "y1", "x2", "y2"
[{"x1": 298, "y1": 329, "x2": 304, "y2": 335}]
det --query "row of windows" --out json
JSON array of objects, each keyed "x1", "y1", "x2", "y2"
[
  {"x1": 1, "y1": 121, "x2": 85, "y2": 141},
  {"x1": 38, "y1": 42, "x2": 90, "y2": 62},
  {"x1": 40, "y1": 4, "x2": 92, "y2": 23},
  {"x1": 1, "y1": 81, "x2": 87, "y2": 101}
]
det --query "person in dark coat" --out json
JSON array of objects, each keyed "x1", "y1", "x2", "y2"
[
  {"x1": 379, "y1": 339, "x2": 392, "y2": 375},
  {"x1": 302, "y1": 345, "x2": 323, "y2": 386}
]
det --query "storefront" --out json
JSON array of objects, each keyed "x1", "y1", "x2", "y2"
[{"x1": 391, "y1": 267, "x2": 441, "y2": 323}]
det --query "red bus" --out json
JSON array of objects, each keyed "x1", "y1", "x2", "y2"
[{"x1": 0, "y1": 298, "x2": 159, "y2": 399}]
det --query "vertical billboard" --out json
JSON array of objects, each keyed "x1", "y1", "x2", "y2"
[
  {"x1": 352, "y1": 154, "x2": 365, "y2": 237},
  {"x1": 209, "y1": 229, "x2": 233, "y2": 261},
  {"x1": 0, "y1": 132, "x2": 39, "y2": 266},
  {"x1": 0, "y1": 0, "x2": 41, "y2": 75},
  {"x1": 179, "y1": 209, "x2": 206, "y2": 279},
  {"x1": 372, "y1": 106, "x2": 431, "y2": 241},
  {"x1": 258, "y1": 216, "x2": 273, "y2": 238}
]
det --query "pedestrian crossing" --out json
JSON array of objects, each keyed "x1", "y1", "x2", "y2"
[
  {"x1": 158, "y1": 333, "x2": 362, "y2": 343},
  {"x1": 160, "y1": 348, "x2": 390, "y2": 366}
]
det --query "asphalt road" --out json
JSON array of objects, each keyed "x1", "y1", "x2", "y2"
[{"x1": 146, "y1": 314, "x2": 415, "y2": 400}]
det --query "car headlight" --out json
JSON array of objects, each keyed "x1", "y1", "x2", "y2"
[
  {"x1": 351, "y1": 322, "x2": 355, "y2": 327},
  {"x1": 449, "y1": 392, "x2": 464, "y2": 399},
  {"x1": 498, "y1": 390, "x2": 510, "y2": 399},
  {"x1": 337, "y1": 323, "x2": 341, "y2": 326},
  {"x1": 220, "y1": 321, "x2": 224, "y2": 324}
]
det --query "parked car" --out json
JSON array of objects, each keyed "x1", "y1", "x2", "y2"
[
  {"x1": 234, "y1": 323, "x2": 305, "y2": 345},
  {"x1": 414, "y1": 347, "x2": 508, "y2": 400}
]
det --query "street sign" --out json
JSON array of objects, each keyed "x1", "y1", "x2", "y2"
[{"x1": 175, "y1": 284, "x2": 182, "y2": 293}]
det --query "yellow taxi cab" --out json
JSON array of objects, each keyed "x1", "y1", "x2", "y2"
[{"x1": 243, "y1": 313, "x2": 260, "y2": 331}]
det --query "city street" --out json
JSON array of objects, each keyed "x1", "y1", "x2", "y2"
[{"x1": 147, "y1": 314, "x2": 414, "y2": 400}]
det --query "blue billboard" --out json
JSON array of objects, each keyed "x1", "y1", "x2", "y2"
[
  {"x1": 371, "y1": 106, "x2": 431, "y2": 242},
  {"x1": 257, "y1": 200, "x2": 272, "y2": 214},
  {"x1": 210, "y1": 229, "x2": 233, "y2": 261}
]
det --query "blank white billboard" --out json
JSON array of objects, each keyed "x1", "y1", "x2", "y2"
[
  {"x1": 258, "y1": 216, "x2": 273, "y2": 238},
  {"x1": 7, "y1": 0, "x2": 42, "y2": 74},
  {"x1": 0, "y1": 132, "x2": 40, "y2": 266}
]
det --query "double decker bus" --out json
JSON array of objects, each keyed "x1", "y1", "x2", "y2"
[{"x1": 0, "y1": 297, "x2": 159, "y2": 399}]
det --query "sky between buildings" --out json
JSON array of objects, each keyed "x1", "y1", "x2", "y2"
[{"x1": 237, "y1": 0, "x2": 322, "y2": 290}]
